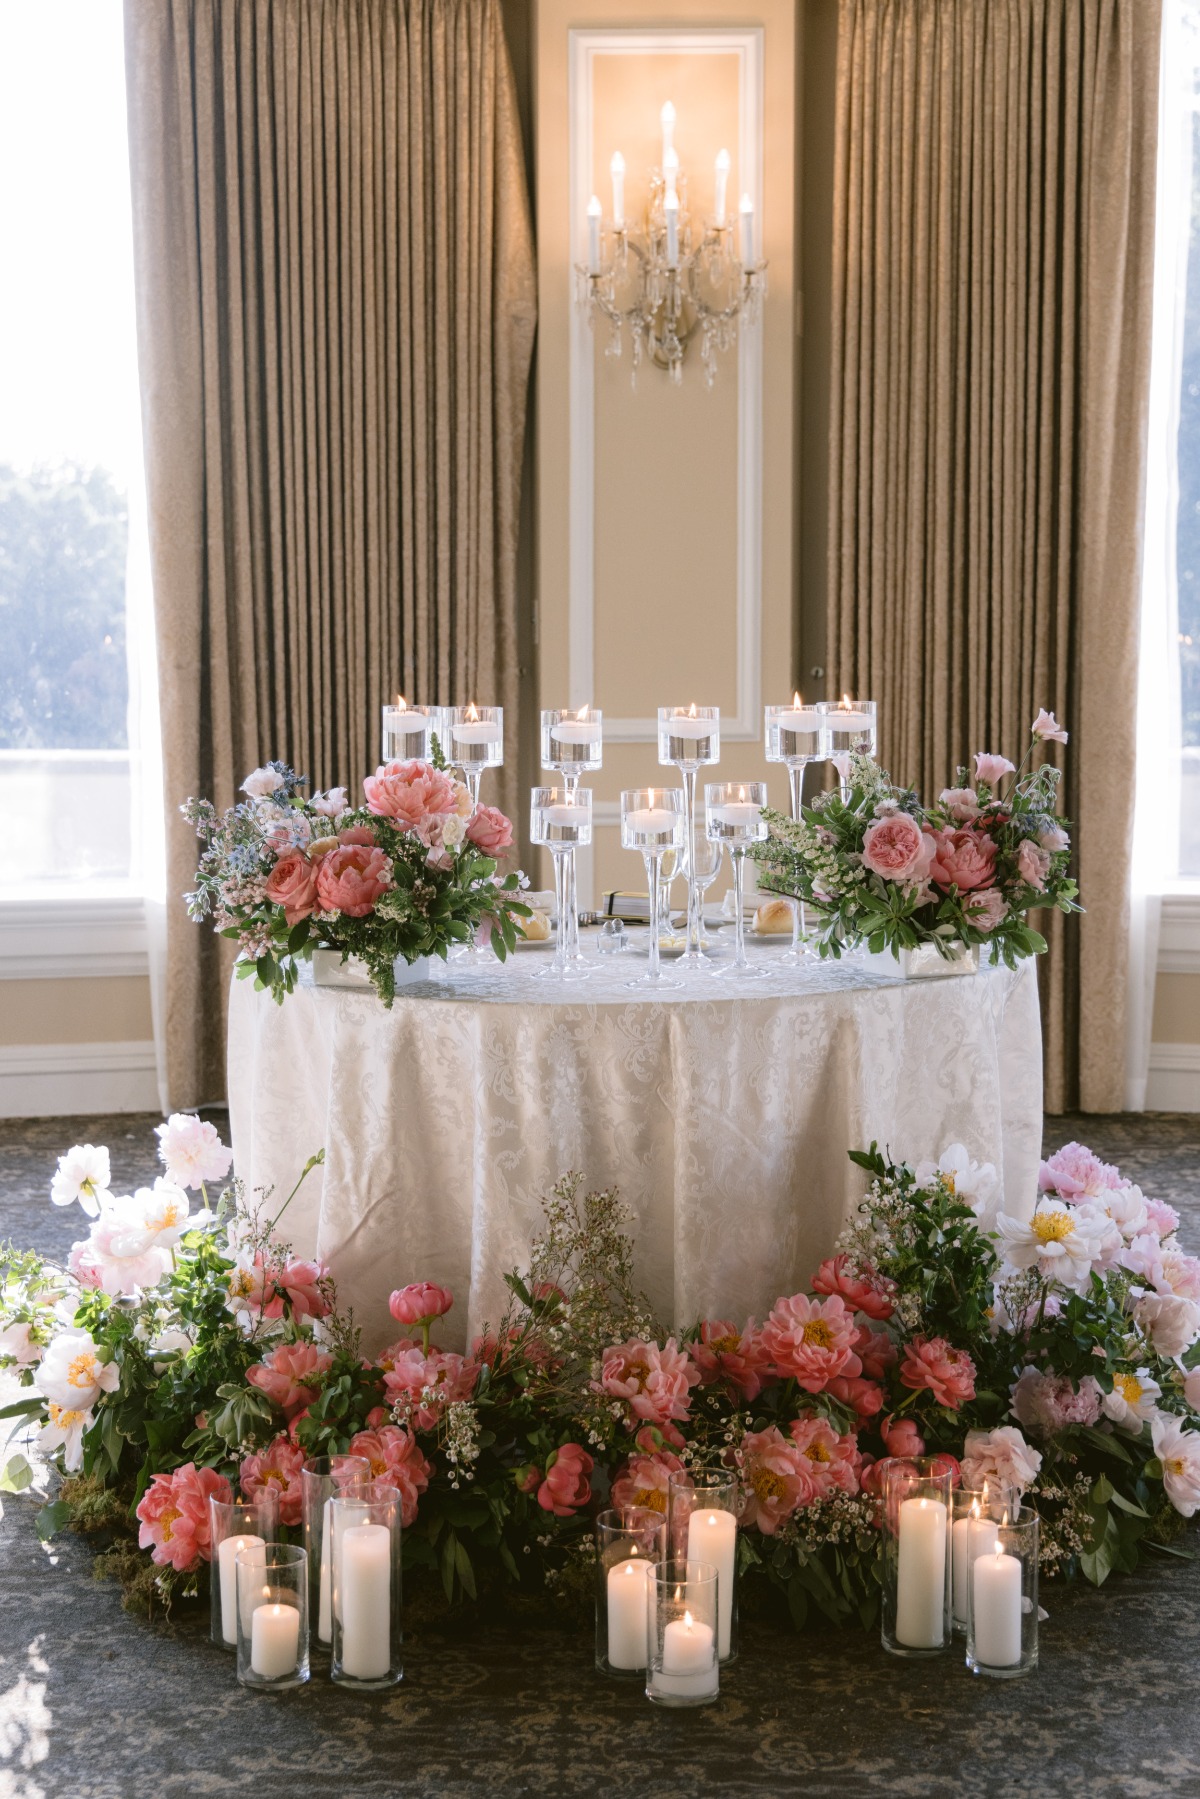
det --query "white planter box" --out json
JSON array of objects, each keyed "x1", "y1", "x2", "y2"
[
  {"x1": 863, "y1": 941, "x2": 980, "y2": 980},
  {"x1": 311, "y1": 948, "x2": 434, "y2": 990}
]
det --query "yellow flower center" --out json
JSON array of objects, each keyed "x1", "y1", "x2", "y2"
[
  {"x1": 802, "y1": 1319, "x2": 835, "y2": 1349},
  {"x1": 943, "y1": 1174, "x2": 957, "y2": 1196},
  {"x1": 632, "y1": 1487, "x2": 667, "y2": 1514},
  {"x1": 626, "y1": 1360, "x2": 650, "y2": 1388},
  {"x1": 47, "y1": 1401, "x2": 86, "y2": 1429},
  {"x1": 369, "y1": 1456, "x2": 387, "y2": 1477},
  {"x1": 803, "y1": 1440, "x2": 832, "y2": 1464},
  {"x1": 67, "y1": 1351, "x2": 97, "y2": 1390},
  {"x1": 1166, "y1": 1456, "x2": 1187, "y2": 1478},
  {"x1": 158, "y1": 1504, "x2": 182, "y2": 1542},
  {"x1": 1115, "y1": 1373, "x2": 1143, "y2": 1405},
  {"x1": 708, "y1": 1333, "x2": 740, "y2": 1357},
  {"x1": 229, "y1": 1271, "x2": 255, "y2": 1299},
  {"x1": 751, "y1": 1466, "x2": 788, "y2": 1503},
  {"x1": 1030, "y1": 1210, "x2": 1074, "y2": 1244}
]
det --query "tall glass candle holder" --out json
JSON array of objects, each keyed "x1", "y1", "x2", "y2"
[
  {"x1": 966, "y1": 1506, "x2": 1039, "y2": 1678},
  {"x1": 765, "y1": 697, "x2": 828, "y2": 963},
  {"x1": 818, "y1": 697, "x2": 877, "y2": 798},
  {"x1": 381, "y1": 698, "x2": 439, "y2": 763},
  {"x1": 330, "y1": 1483, "x2": 404, "y2": 1690},
  {"x1": 666, "y1": 1468, "x2": 740, "y2": 1663},
  {"x1": 620, "y1": 787, "x2": 684, "y2": 988},
  {"x1": 705, "y1": 782, "x2": 768, "y2": 978},
  {"x1": 950, "y1": 1483, "x2": 1018, "y2": 1635},
  {"x1": 530, "y1": 787, "x2": 592, "y2": 981},
  {"x1": 235, "y1": 1541, "x2": 309, "y2": 1691},
  {"x1": 209, "y1": 1493, "x2": 278, "y2": 1649},
  {"x1": 880, "y1": 1456, "x2": 952, "y2": 1658},
  {"x1": 657, "y1": 705, "x2": 720, "y2": 967},
  {"x1": 541, "y1": 708, "x2": 603, "y2": 969},
  {"x1": 447, "y1": 704, "x2": 504, "y2": 807},
  {"x1": 646, "y1": 1559, "x2": 720, "y2": 1707},
  {"x1": 301, "y1": 1453, "x2": 372, "y2": 1651},
  {"x1": 594, "y1": 1507, "x2": 666, "y2": 1677}
]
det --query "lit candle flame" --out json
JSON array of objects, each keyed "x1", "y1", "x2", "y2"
[
  {"x1": 396, "y1": 694, "x2": 407, "y2": 711},
  {"x1": 689, "y1": 701, "x2": 697, "y2": 718},
  {"x1": 737, "y1": 784, "x2": 746, "y2": 801},
  {"x1": 262, "y1": 1584, "x2": 271, "y2": 1600},
  {"x1": 683, "y1": 1609, "x2": 694, "y2": 1630},
  {"x1": 970, "y1": 1498, "x2": 980, "y2": 1520},
  {"x1": 841, "y1": 693, "x2": 852, "y2": 710},
  {"x1": 674, "y1": 1584, "x2": 683, "y2": 1603},
  {"x1": 624, "y1": 1560, "x2": 636, "y2": 1577},
  {"x1": 467, "y1": 701, "x2": 479, "y2": 721},
  {"x1": 793, "y1": 691, "x2": 802, "y2": 708},
  {"x1": 707, "y1": 1513, "x2": 718, "y2": 1527},
  {"x1": 577, "y1": 703, "x2": 589, "y2": 721}
]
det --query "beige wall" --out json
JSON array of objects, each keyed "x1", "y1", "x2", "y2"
[
  {"x1": 1153, "y1": 973, "x2": 1200, "y2": 1044},
  {"x1": 0, "y1": 976, "x2": 153, "y2": 1046}
]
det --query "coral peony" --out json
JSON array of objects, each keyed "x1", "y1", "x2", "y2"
[
  {"x1": 860, "y1": 813, "x2": 932, "y2": 884},
  {"x1": 363, "y1": 759, "x2": 460, "y2": 837},
  {"x1": 825, "y1": 1374, "x2": 885, "y2": 1417},
  {"x1": 247, "y1": 1341, "x2": 333, "y2": 1418},
  {"x1": 739, "y1": 1426, "x2": 815, "y2": 1534},
  {"x1": 760, "y1": 1293, "x2": 862, "y2": 1394},
  {"x1": 810, "y1": 1254, "x2": 896, "y2": 1322},
  {"x1": 240, "y1": 1435, "x2": 306, "y2": 1527},
  {"x1": 899, "y1": 1336, "x2": 976, "y2": 1408},
  {"x1": 610, "y1": 1447, "x2": 684, "y2": 1515},
  {"x1": 265, "y1": 849, "x2": 319, "y2": 925},
  {"x1": 537, "y1": 1443, "x2": 593, "y2": 1516},
  {"x1": 347, "y1": 1425, "x2": 432, "y2": 1526},
  {"x1": 227, "y1": 1252, "x2": 333, "y2": 1323},
  {"x1": 690, "y1": 1320, "x2": 773, "y2": 1401},
  {"x1": 854, "y1": 1323, "x2": 899, "y2": 1381},
  {"x1": 880, "y1": 1415, "x2": 925, "y2": 1458},
  {"x1": 383, "y1": 1346, "x2": 479, "y2": 1431},
  {"x1": 600, "y1": 1337, "x2": 702, "y2": 1428},
  {"x1": 788, "y1": 1416, "x2": 862, "y2": 1497},
  {"x1": 928, "y1": 826, "x2": 997, "y2": 893},
  {"x1": 389, "y1": 1282, "x2": 453, "y2": 1326},
  {"x1": 314, "y1": 843, "x2": 392, "y2": 918},
  {"x1": 465, "y1": 804, "x2": 514, "y2": 856},
  {"x1": 137, "y1": 1462, "x2": 232, "y2": 1571}
]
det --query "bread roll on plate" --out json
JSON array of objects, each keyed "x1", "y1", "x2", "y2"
[
  {"x1": 518, "y1": 911, "x2": 552, "y2": 942},
  {"x1": 753, "y1": 897, "x2": 794, "y2": 935}
]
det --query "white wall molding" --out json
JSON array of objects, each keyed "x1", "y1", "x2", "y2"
[
  {"x1": 1146, "y1": 1041, "x2": 1200, "y2": 1112},
  {"x1": 568, "y1": 26, "x2": 764, "y2": 741},
  {"x1": 0, "y1": 897, "x2": 148, "y2": 981},
  {"x1": 0, "y1": 1040, "x2": 159, "y2": 1118},
  {"x1": 1158, "y1": 892, "x2": 1200, "y2": 976}
]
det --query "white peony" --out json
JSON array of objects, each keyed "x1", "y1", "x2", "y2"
[
  {"x1": 50, "y1": 1143, "x2": 111, "y2": 1217},
  {"x1": 995, "y1": 1199, "x2": 1115, "y2": 1295},
  {"x1": 1134, "y1": 1291, "x2": 1200, "y2": 1359},
  {"x1": 127, "y1": 1180, "x2": 191, "y2": 1253},
  {"x1": 38, "y1": 1400, "x2": 92, "y2": 1472},
  {"x1": 961, "y1": 1426, "x2": 1042, "y2": 1495},
  {"x1": 0, "y1": 1319, "x2": 41, "y2": 1368},
  {"x1": 1182, "y1": 1366, "x2": 1200, "y2": 1413},
  {"x1": 241, "y1": 766, "x2": 283, "y2": 798},
  {"x1": 1101, "y1": 1368, "x2": 1162, "y2": 1429},
  {"x1": 1152, "y1": 1413, "x2": 1200, "y2": 1517},
  {"x1": 913, "y1": 1143, "x2": 1000, "y2": 1220},
  {"x1": 154, "y1": 1114, "x2": 233, "y2": 1190},
  {"x1": 1096, "y1": 1183, "x2": 1149, "y2": 1242},
  {"x1": 36, "y1": 1329, "x2": 119, "y2": 1411}
]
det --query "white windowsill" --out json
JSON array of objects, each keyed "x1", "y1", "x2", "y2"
[{"x1": 0, "y1": 893, "x2": 149, "y2": 980}]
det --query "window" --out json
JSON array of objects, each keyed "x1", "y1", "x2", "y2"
[{"x1": 0, "y1": 1, "x2": 146, "y2": 895}]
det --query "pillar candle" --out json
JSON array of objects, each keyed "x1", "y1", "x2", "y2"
[
  {"x1": 660, "y1": 100, "x2": 675, "y2": 161},
  {"x1": 217, "y1": 1533, "x2": 264, "y2": 1646},
  {"x1": 610, "y1": 152, "x2": 625, "y2": 228},
  {"x1": 654, "y1": 1610, "x2": 718, "y2": 1699},
  {"x1": 339, "y1": 1521, "x2": 392, "y2": 1679},
  {"x1": 664, "y1": 194, "x2": 679, "y2": 269},
  {"x1": 250, "y1": 1601, "x2": 301, "y2": 1679},
  {"x1": 952, "y1": 1514, "x2": 998, "y2": 1624},
  {"x1": 606, "y1": 1557, "x2": 651, "y2": 1669},
  {"x1": 738, "y1": 194, "x2": 755, "y2": 266},
  {"x1": 686, "y1": 1510, "x2": 737, "y2": 1658},
  {"x1": 895, "y1": 1496, "x2": 947, "y2": 1649},
  {"x1": 322, "y1": 1498, "x2": 368, "y2": 1643},
  {"x1": 587, "y1": 196, "x2": 602, "y2": 274},
  {"x1": 715, "y1": 149, "x2": 730, "y2": 225},
  {"x1": 972, "y1": 1547, "x2": 1022, "y2": 1667}
]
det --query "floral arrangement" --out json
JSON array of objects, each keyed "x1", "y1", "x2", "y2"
[
  {"x1": 183, "y1": 751, "x2": 529, "y2": 1005},
  {"x1": 750, "y1": 711, "x2": 1080, "y2": 966},
  {"x1": 3, "y1": 1120, "x2": 1197, "y2": 1629}
]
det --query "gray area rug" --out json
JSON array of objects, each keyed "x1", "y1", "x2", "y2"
[{"x1": 0, "y1": 1110, "x2": 1198, "y2": 1798}]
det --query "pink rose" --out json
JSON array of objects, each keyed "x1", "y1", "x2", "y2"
[
  {"x1": 599, "y1": 1337, "x2": 702, "y2": 1428},
  {"x1": 690, "y1": 1320, "x2": 773, "y2": 1402},
  {"x1": 1032, "y1": 708, "x2": 1068, "y2": 744},
  {"x1": 314, "y1": 844, "x2": 392, "y2": 918},
  {"x1": 136, "y1": 1463, "x2": 232, "y2": 1572},
  {"x1": 240, "y1": 1434, "x2": 306, "y2": 1527},
  {"x1": 1016, "y1": 839, "x2": 1051, "y2": 891},
  {"x1": 964, "y1": 887, "x2": 1007, "y2": 933},
  {"x1": 760, "y1": 1292, "x2": 862, "y2": 1393},
  {"x1": 264, "y1": 850, "x2": 318, "y2": 926},
  {"x1": 880, "y1": 1416, "x2": 925, "y2": 1458},
  {"x1": 537, "y1": 1442, "x2": 594, "y2": 1517},
  {"x1": 810, "y1": 1254, "x2": 896, "y2": 1322},
  {"x1": 788, "y1": 1416, "x2": 862, "y2": 1497},
  {"x1": 973, "y1": 752, "x2": 1016, "y2": 787},
  {"x1": 860, "y1": 813, "x2": 931, "y2": 883},
  {"x1": 363, "y1": 760, "x2": 459, "y2": 831},
  {"x1": 939, "y1": 787, "x2": 981, "y2": 823},
  {"x1": 610, "y1": 1446, "x2": 684, "y2": 1515},
  {"x1": 246, "y1": 1341, "x2": 333, "y2": 1418},
  {"x1": 347, "y1": 1425, "x2": 432, "y2": 1526},
  {"x1": 899, "y1": 1335, "x2": 977, "y2": 1408},
  {"x1": 465, "y1": 804, "x2": 514, "y2": 856},
  {"x1": 739, "y1": 1426, "x2": 815, "y2": 1534},
  {"x1": 389, "y1": 1282, "x2": 454, "y2": 1327},
  {"x1": 928, "y1": 826, "x2": 997, "y2": 893}
]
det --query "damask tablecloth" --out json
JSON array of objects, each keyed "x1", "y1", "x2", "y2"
[{"x1": 226, "y1": 952, "x2": 1043, "y2": 1351}]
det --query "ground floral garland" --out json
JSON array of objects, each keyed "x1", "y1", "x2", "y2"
[{"x1": 2, "y1": 1121, "x2": 1199, "y2": 1629}]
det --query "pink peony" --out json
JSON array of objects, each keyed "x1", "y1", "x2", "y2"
[
  {"x1": 739, "y1": 1426, "x2": 815, "y2": 1534},
  {"x1": 1011, "y1": 1366, "x2": 1102, "y2": 1436},
  {"x1": 973, "y1": 752, "x2": 1016, "y2": 787},
  {"x1": 363, "y1": 759, "x2": 459, "y2": 835},
  {"x1": 137, "y1": 1462, "x2": 232, "y2": 1572},
  {"x1": 761, "y1": 1293, "x2": 862, "y2": 1393},
  {"x1": 156, "y1": 1114, "x2": 233, "y2": 1189},
  {"x1": 690, "y1": 1320, "x2": 773, "y2": 1402},
  {"x1": 1159, "y1": 1250, "x2": 1200, "y2": 1302},
  {"x1": 465, "y1": 804, "x2": 514, "y2": 856},
  {"x1": 1016, "y1": 839, "x2": 1051, "y2": 892},
  {"x1": 1038, "y1": 1142, "x2": 1124, "y2": 1199},
  {"x1": 389, "y1": 1282, "x2": 453, "y2": 1327},
  {"x1": 939, "y1": 787, "x2": 981, "y2": 822},
  {"x1": 964, "y1": 887, "x2": 1007, "y2": 933},
  {"x1": 855, "y1": 1323, "x2": 899, "y2": 1381},
  {"x1": 961, "y1": 1426, "x2": 1041, "y2": 1495},
  {"x1": 599, "y1": 1337, "x2": 702, "y2": 1428},
  {"x1": 880, "y1": 1415, "x2": 925, "y2": 1458},
  {"x1": 240, "y1": 1434, "x2": 306, "y2": 1527},
  {"x1": 928, "y1": 826, "x2": 997, "y2": 893},
  {"x1": 1032, "y1": 708, "x2": 1068, "y2": 744},
  {"x1": 382, "y1": 1346, "x2": 479, "y2": 1431},
  {"x1": 246, "y1": 1341, "x2": 333, "y2": 1418},
  {"x1": 610, "y1": 1446, "x2": 684, "y2": 1515},
  {"x1": 788, "y1": 1416, "x2": 862, "y2": 1497},
  {"x1": 231, "y1": 1253, "x2": 332, "y2": 1322},
  {"x1": 537, "y1": 1442, "x2": 593, "y2": 1517},
  {"x1": 1145, "y1": 1197, "x2": 1181, "y2": 1239},
  {"x1": 811, "y1": 1254, "x2": 896, "y2": 1322},
  {"x1": 314, "y1": 843, "x2": 392, "y2": 918},
  {"x1": 860, "y1": 813, "x2": 932, "y2": 884},
  {"x1": 347, "y1": 1425, "x2": 432, "y2": 1526},
  {"x1": 71, "y1": 1213, "x2": 170, "y2": 1297},
  {"x1": 825, "y1": 1374, "x2": 885, "y2": 1418},
  {"x1": 67, "y1": 1238, "x2": 105, "y2": 1289},
  {"x1": 899, "y1": 1336, "x2": 976, "y2": 1408}
]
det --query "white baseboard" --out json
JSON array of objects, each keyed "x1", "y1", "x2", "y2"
[
  {"x1": 1146, "y1": 1042, "x2": 1200, "y2": 1113},
  {"x1": 0, "y1": 1041, "x2": 159, "y2": 1119}
]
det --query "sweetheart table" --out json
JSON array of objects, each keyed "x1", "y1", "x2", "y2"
[{"x1": 226, "y1": 950, "x2": 1042, "y2": 1352}]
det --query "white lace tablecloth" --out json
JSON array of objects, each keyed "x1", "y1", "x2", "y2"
[{"x1": 226, "y1": 949, "x2": 1043, "y2": 1351}]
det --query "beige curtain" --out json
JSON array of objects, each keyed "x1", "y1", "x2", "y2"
[
  {"x1": 828, "y1": 0, "x2": 1161, "y2": 1112},
  {"x1": 124, "y1": 0, "x2": 536, "y2": 1108}
]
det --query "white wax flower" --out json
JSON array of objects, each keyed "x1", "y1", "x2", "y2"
[{"x1": 50, "y1": 1144, "x2": 111, "y2": 1217}]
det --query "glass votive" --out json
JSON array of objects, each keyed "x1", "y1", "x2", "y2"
[
  {"x1": 950, "y1": 1483, "x2": 1019, "y2": 1634},
  {"x1": 880, "y1": 1456, "x2": 952, "y2": 1657},
  {"x1": 620, "y1": 787, "x2": 685, "y2": 989},
  {"x1": 209, "y1": 1493, "x2": 279, "y2": 1650},
  {"x1": 666, "y1": 1468, "x2": 741, "y2": 1663},
  {"x1": 765, "y1": 696, "x2": 827, "y2": 765},
  {"x1": 235, "y1": 1541, "x2": 309, "y2": 1690},
  {"x1": 817, "y1": 696, "x2": 877, "y2": 759},
  {"x1": 541, "y1": 706, "x2": 603, "y2": 779},
  {"x1": 646, "y1": 1558, "x2": 720, "y2": 1707},
  {"x1": 966, "y1": 1506, "x2": 1039, "y2": 1678},
  {"x1": 330, "y1": 1482, "x2": 404, "y2": 1689},
  {"x1": 446, "y1": 703, "x2": 504, "y2": 769},
  {"x1": 301, "y1": 1453, "x2": 372, "y2": 1651},
  {"x1": 594, "y1": 1507, "x2": 666, "y2": 1677},
  {"x1": 381, "y1": 698, "x2": 439, "y2": 762},
  {"x1": 657, "y1": 704, "x2": 720, "y2": 767}
]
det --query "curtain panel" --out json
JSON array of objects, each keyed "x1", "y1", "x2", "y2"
[
  {"x1": 827, "y1": 0, "x2": 1161, "y2": 1111},
  {"x1": 124, "y1": 0, "x2": 536, "y2": 1107}
]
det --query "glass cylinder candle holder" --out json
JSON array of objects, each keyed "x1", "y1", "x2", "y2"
[
  {"x1": 620, "y1": 787, "x2": 684, "y2": 989},
  {"x1": 666, "y1": 1467, "x2": 741, "y2": 1664},
  {"x1": 646, "y1": 1558, "x2": 720, "y2": 1707},
  {"x1": 880, "y1": 1456, "x2": 952, "y2": 1657},
  {"x1": 594, "y1": 1507, "x2": 666, "y2": 1677},
  {"x1": 657, "y1": 706, "x2": 720, "y2": 966},
  {"x1": 705, "y1": 781, "x2": 768, "y2": 978},
  {"x1": 966, "y1": 1506, "x2": 1039, "y2": 1679},
  {"x1": 235, "y1": 1542, "x2": 309, "y2": 1691},
  {"x1": 209, "y1": 1493, "x2": 279, "y2": 1650},
  {"x1": 541, "y1": 706, "x2": 603, "y2": 784},
  {"x1": 765, "y1": 697, "x2": 828, "y2": 964},
  {"x1": 301, "y1": 1453, "x2": 372, "y2": 1652},
  {"x1": 530, "y1": 787, "x2": 592, "y2": 981},
  {"x1": 950, "y1": 1483, "x2": 1019, "y2": 1635},
  {"x1": 381, "y1": 697, "x2": 439, "y2": 763},
  {"x1": 447, "y1": 704, "x2": 504, "y2": 806},
  {"x1": 818, "y1": 697, "x2": 877, "y2": 796},
  {"x1": 330, "y1": 1483, "x2": 404, "y2": 1689}
]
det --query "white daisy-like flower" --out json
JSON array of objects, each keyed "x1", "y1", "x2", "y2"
[
  {"x1": 38, "y1": 1400, "x2": 93, "y2": 1472},
  {"x1": 154, "y1": 1115, "x2": 233, "y2": 1190},
  {"x1": 1152, "y1": 1413, "x2": 1200, "y2": 1517},
  {"x1": 914, "y1": 1143, "x2": 1000, "y2": 1221},
  {"x1": 995, "y1": 1199, "x2": 1112, "y2": 1295},
  {"x1": 36, "y1": 1329, "x2": 119, "y2": 1411},
  {"x1": 1102, "y1": 1368, "x2": 1162, "y2": 1429},
  {"x1": 50, "y1": 1144, "x2": 111, "y2": 1217}
]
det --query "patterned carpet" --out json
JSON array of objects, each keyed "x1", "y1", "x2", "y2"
[{"x1": 1, "y1": 1111, "x2": 1198, "y2": 1798}]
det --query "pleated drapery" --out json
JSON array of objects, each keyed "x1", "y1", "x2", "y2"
[
  {"x1": 827, "y1": 0, "x2": 1162, "y2": 1112},
  {"x1": 124, "y1": 0, "x2": 536, "y2": 1108}
]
